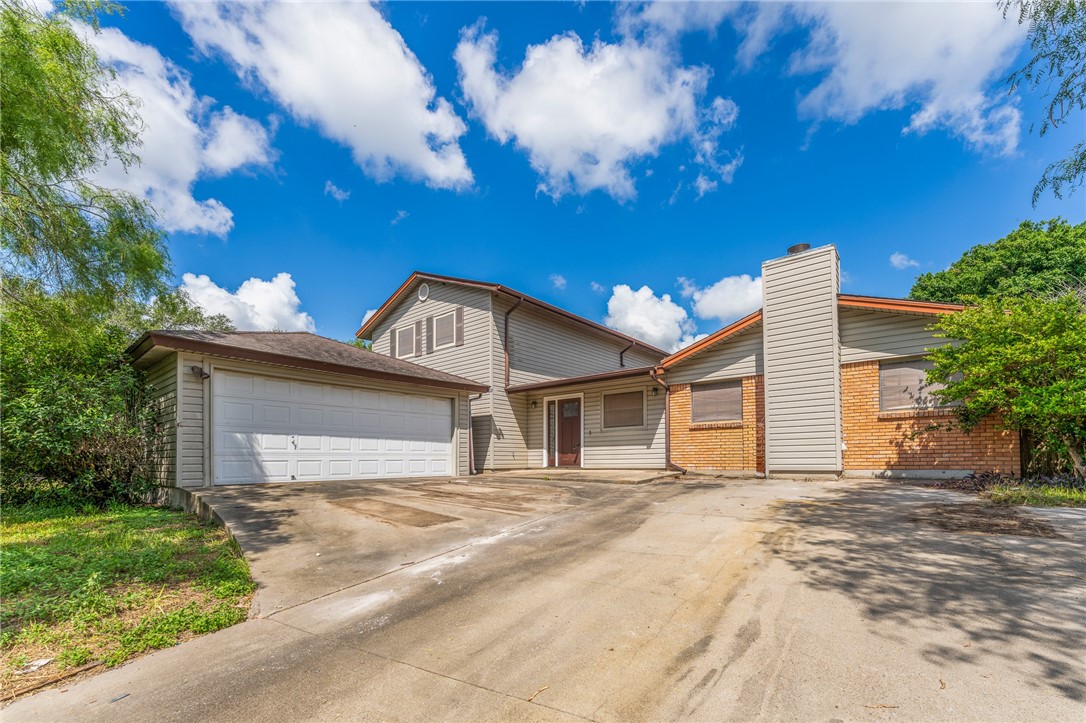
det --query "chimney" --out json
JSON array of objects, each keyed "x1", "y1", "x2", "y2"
[{"x1": 760, "y1": 244, "x2": 842, "y2": 475}]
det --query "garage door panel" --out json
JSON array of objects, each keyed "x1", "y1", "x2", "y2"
[{"x1": 213, "y1": 371, "x2": 454, "y2": 485}]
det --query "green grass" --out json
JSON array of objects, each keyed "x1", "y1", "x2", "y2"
[
  {"x1": 1, "y1": 504, "x2": 255, "y2": 689},
  {"x1": 984, "y1": 484, "x2": 1086, "y2": 508}
]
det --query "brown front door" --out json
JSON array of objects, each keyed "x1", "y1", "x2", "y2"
[{"x1": 557, "y1": 398, "x2": 581, "y2": 467}]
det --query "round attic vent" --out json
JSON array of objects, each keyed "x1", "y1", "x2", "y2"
[{"x1": 417, "y1": 283, "x2": 430, "y2": 301}]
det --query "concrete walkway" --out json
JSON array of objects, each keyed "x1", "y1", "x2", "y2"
[
  {"x1": 6, "y1": 477, "x2": 1085, "y2": 722},
  {"x1": 480, "y1": 468, "x2": 680, "y2": 484}
]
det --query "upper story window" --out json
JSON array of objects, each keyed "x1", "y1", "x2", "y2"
[
  {"x1": 603, "y1": 390, "x2": 644, "y2": 429},
  {"x1": 691, "y1": 380, "x2": 742, "y2": 423},
  {"x1": 395, "y1": 326, "x2": 415, "y2": 358},
  {"x1": 433, "y1": 311, "x2": 456, "y2": 350},
  {"x1": 879, "y1": 358, "x2": 949, "y2": 410}
]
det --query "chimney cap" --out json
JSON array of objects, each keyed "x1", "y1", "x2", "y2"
[{"x1": 787, "y1": 243, "x2": 811, "y2": 255}]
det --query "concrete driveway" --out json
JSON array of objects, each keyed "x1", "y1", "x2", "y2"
[{"x1": 7, "y1": 476, "x2": 1085, "y2": 722}]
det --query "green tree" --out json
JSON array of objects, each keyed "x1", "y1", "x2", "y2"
[
  {"x1": 927, "y1": 292, "x2": 1086, "y2": 479},
  {"x1": 909, "y1": 219, "x2": 1086, "y2": 304},
  {"x1": 1001, "y1": 0, "x2": 1086, "y2": 204},
  {"x1": 1, "y1": 0, "x2": 167, "y2": 310}
]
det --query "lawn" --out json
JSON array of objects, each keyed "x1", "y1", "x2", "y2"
[
  {"x1": 985, "y1": 483, "x2": 1086, "y2": 508},
  {"x1": 0, "y1": 504, "x2": 255, "y2": 697}
]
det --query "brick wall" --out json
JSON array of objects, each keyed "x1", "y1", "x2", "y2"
[
  {"x1": 841, "y1": 360, "x2": 1019, "y2": 474},
  {"x1": 670, "y1": 376, "x2": 764, "y2": 473}
]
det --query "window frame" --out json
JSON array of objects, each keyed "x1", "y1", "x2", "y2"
[
  {"x1": 602, "y1": 389, "x2": 646, "y2": 430},
  {"x1": 432, "y1": 310, "x2": 456, "y2": 350},
  {"x1": 878, "y1": 356, "x2": 950, "y2": 411},
  {"x1": 395, "y1": 325, "x2": 415, "y2": 358},
  {"x1": 690, "y1": 379, "x2": 744, "y2": 423}
]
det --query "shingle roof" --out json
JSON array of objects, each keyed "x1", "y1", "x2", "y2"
[{"x1": 127, "y1": 330, "x2": 489, "y2": 393}]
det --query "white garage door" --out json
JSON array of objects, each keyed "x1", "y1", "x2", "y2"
[{"x1": 212, "y1": 370, "x2": 454, "y2": 485}]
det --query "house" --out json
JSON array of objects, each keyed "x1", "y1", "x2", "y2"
[
  {"x1": 132, "y1": 244, "x2": 1019, "y2": 489},
  {"x1": 355, "y1": 272, "x2": 669, "y2": 472}
]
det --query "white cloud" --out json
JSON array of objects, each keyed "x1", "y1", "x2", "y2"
[
  {"x1": 890, "y1": 252, "x2": 920, "y2": 270},
  {"x1": 741, "y1": 3, "x2": 1027, "y2": 154},
  {"x1": 604, "y1": 284, "x2": 696, "y2": 352},
  {"x1": 680, "y1": 274, "x2": 763, "y2": 324},
  {"x1": 85, "y1": 25, "x2": 274, "y2": 237},
  {"x1": 674, "y1": 332, "x2": 709, "y2": 351},
  {"x1": 361, "y1": 308, "x2": 377, "y2": 326},
  {"x1": 590, "y1": 281, "x2": 607, "y2": 295},
  {"x1": 390, "y1": 210, "x2": 410, "y2": 226},
  {"x1": 324, "y1": 181, "x2": 350, "y2": 202},
  {"x1": 614, "y1": 2, "x2": 735, "y2": 40},
  {"x1": 549, "y1": 273, "x2": 568, "y2": 290},
  {"x1": 455, "y1": 22, "x2": 740, "y2": 200},
  {"x1": 180, "y1": 272, "x2": 315, "y2": 331},
  {"x1": 693, "y1": 174, "x2": 717, "y2": 199},
  {"x1": 173, "y1": 1, "x2": 472, "y2": 189}
]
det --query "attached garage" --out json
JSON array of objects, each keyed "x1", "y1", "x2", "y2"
[{"x1": 128, "y1": 330, "x2": 488, "y2": 488}]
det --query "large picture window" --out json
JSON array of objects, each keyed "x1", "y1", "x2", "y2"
[
  {"x1": 879, "y1": 358, "x2": 947, "y2": 410},
  {"x1": 603, "y1": 391, "x2": 644, "y2": 429},
  {"x1": 691, "y1": 380, "x2": 743, "y2": 423}
]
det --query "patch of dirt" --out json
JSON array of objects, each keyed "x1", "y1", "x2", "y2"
[
  {"x1": 408, "y1": 482, "x2": 571, "y2": 515},
  {"x1": 909, "y1": 502, "x2": 1061, "y2": 538},
  {"x1": 331, "y1": 498, "x2": 459, "y2": 527}
]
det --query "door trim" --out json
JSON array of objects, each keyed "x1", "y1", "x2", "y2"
[{"x1": 540, "y1": 392, "x2": 584, "y2": 468}]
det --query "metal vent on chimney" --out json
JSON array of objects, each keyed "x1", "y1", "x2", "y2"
[{"x1": 787, "y1": 243, "x2": 811, "y2": 255}]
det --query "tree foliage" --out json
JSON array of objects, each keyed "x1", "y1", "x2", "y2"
[
  {"x1": 909, "y1": 218, "x2": 1086, "y2": 304},
  {"x1": 928, "y1": 292, "x2": 1086, "y2": 479},
  {"x1": 0, "y1": 289, "x2": 162, "y2": 506},
  {"x1": 0, "y1": 0, "x2": 167, "y2": 309},
  {"x1": 1001, "y1": 0, "x2": 1086, "y2": 204}
]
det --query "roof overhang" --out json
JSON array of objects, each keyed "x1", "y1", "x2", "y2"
[
  {"x1": 837, "y1": 294, "x2": 965, "y2": 316},
  {"x1": 659, "y1": 310, "x2": 763, "y2": 369},
  {"x1": 356, "y1": 271, "x2": 667, "y2": 358},
  {"x1": 506, "y1": 366, "x2": 656, "y2": 394},
  {"x1": 127, "y1": 332, "x2": 490, "y2": 393}
]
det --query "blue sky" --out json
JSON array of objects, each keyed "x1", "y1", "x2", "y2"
[{"x1": 88, "y1": 1, "x2": 1082, "y2": 351}]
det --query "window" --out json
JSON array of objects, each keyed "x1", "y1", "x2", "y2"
[
  {"x1": 603, "y1": 391, "x2": 644, "y2": 428},
  {"x1": 395, "y1": 326, "x2": 415, "y2": 358},
  {"x1": 691, "y1": 380, "x2": 742, "y2": 423},
  {"x1": 433, "y1": 311, "x2": 455, "y2": 349},
  {"x1": 879, "y1": 358, "x2": 947, "y2": 411}
]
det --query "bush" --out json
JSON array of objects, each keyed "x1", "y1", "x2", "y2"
[{"x1": 1, "y1": 292, "x2": 162, "y2": 507}]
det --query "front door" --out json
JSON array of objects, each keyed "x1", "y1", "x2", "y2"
[{"x1": 557, "y1": 398, "x2": 581, "y2": 467}]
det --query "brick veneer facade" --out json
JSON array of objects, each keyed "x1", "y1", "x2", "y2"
[
  {"x1": 669, "y1": 376, "x2": 765, "y2": 473},
  {"x1": 840, "y1": 360, "x2": 1020, "y2": 474}
]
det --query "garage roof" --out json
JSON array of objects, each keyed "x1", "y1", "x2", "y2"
[{"x1": 128, "y1": 330, "x2": 490, "y2": 393}]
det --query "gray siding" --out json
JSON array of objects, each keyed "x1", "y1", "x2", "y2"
[
  {"x1": 488, "y1": 295, "x2": 529, "y2": 469},
  {"x1": 370, "y1": 280, "x2": 493, "y2": 469},
  {"x1": 145, "y1": 353, "x2": 178, "y2": 486},
  {"x1": 522, "y1": 378, "x2": 665, "y2": 469},
  {"x1": 839, "y1": 308, "x2": 948, "y2": 363},
  {"x1": 506, "y1": 304, "x2": 656, "y2": 386},
  {"x1": 761, "y1": 245, "x2": 842, "y2": 473},
  {"x1": 666, "y1": 324, "x2": 764, "y2": 385},
  {"x1": 180, "y1": 353, "x2": 208, "y2": 487}
]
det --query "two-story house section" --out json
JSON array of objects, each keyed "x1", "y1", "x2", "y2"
[{"x1": 357, "y1": 272, "x2": 668, "y2": 471}]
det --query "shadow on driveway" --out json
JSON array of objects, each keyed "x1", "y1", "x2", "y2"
[{"x1": 772, "y1": 481, "x2": 1086, "y2": 703}]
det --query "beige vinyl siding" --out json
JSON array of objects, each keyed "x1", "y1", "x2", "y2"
[
  {"x1": 179, "y1": 353, "x2": 208, "y2": 487},
  {"x1": 666, "y1": 325, "x2": 764, "y2": 385},
  {"x1": 839, "y1": 308, "x2": 948, "y2": 363},
  {"x1": 506, "y1": 304, "x2": 660, "y2": 386},
  {"x1": 761, "y1": 245, "x2": 842, "y2": 473},
  {"x1": 522, "y1": 378, "x2": 665, "y2": 469},
  {"x1": 370, "y1": 280, "x2": 493, "y2": 470},
  {"x1": 487, "y1": 295, "x2": 528, "y2": 469},
  {"x1": 145, "y1": 353, "x2": 178, "y2": 486},
  {"x1": 625, "y1": 346, "x2": 664, "y2": 368}
]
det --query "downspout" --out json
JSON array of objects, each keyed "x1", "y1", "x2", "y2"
[
  {"x1": 467, "y1": 392, "x2": 483, "y2": 475},
  {"x1": 503, "y1": 296, "x2": 524, "y2": 389},
  {"x1": 619, "y1": 341, "x2": 635, "y2": 368},
  {"x1": 650, "y1": 368, "x2": 687, "y2": 474}
]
